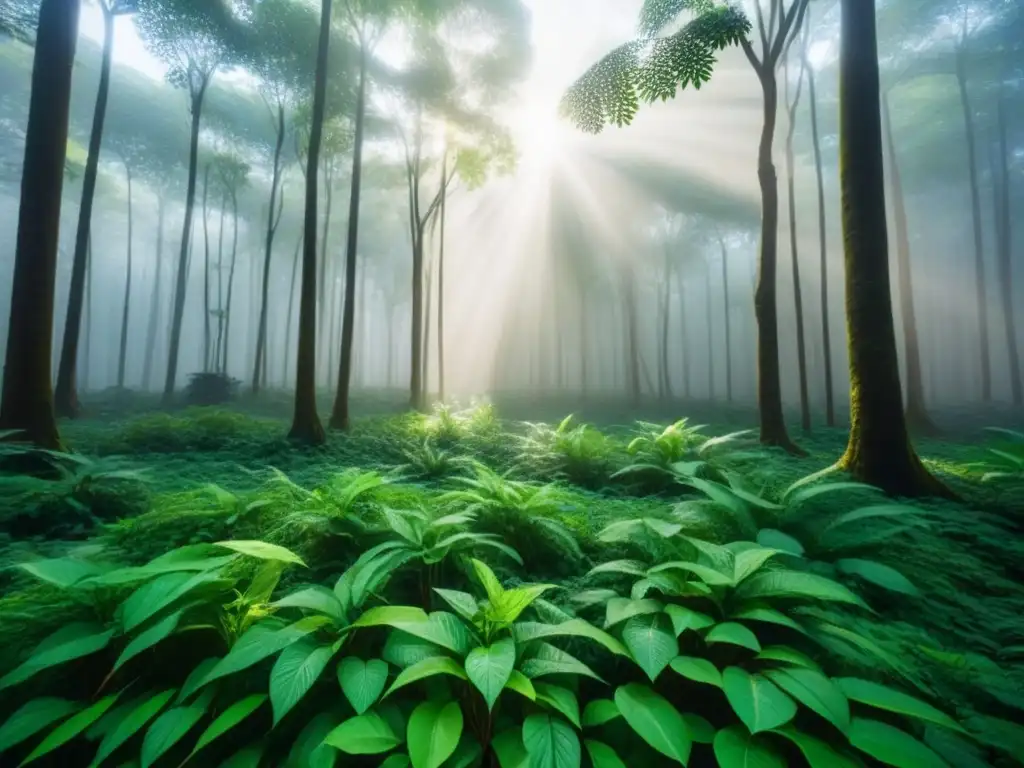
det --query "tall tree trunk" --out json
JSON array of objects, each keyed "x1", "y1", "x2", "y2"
[
  {"x1": 142, "y1": 195, "x2": 165, "y2": 391},
  {"x1": 289, "y1": 0, "x2": 329, "y2": 443},
  {"x1": 882, "y1": 91, "x2": 936, "y2": 434},
  {"x1": 623, "y1": 264, "x2": 641, "y2": 404},
  {"x1": 785, "y1": 56, "x2": 811, "y2": 432},
  {"x1": 254, "y1": 106, "x2": 285, "y2": 393},
  {"x1": 676, "y1": 270, "x2": 689, "y2": 398},
  {"x1": 954, "y1": 44, "x2": 990, "y2": 402},
  {"x1": 437, "y1": 148, "x2": 448, "y2": 403},
  {"x1": 659, "y1": 251, "x2": 672, "y2": 399},
  {"x1": 753, "y1": 70, "x2": 803, "y2": 453},
  {"x1": 282, "y1": 233, "x2": 302, "y2": 387},
  {"x1": 0, "y1": 0, "x2": 79, "y2": 448},
  {"x1": 318, "y1": 166, "x2": 334, "y2": 384},
  {"x1": 836, "y1": 0, "x2": 951, "y2": 499},
  {"x1": 719, "y1": 236, "x2": 733, "y2": 402},
  {"x1": 201, "y1": 163, "x2": 212, "y2": 372},
  {"x1": 422, "y1": 258, "x2": 434, "y2": 398},
  {"x1": 222, "y1": 190, "x2": 239, "y2": 376},
  {"x1": 994, "y1": 85, "x2": 1021, "y2": 405},
  {"x1": 806, "y1": 57, "x2": 834, "y2": 426},
  {"x1": 705, "y1": 266, "x2": 713, "y2": 398},
  {"x1": 410, "y1": 223, "x2": 426, "y2": 411},
  {"x1": 330, "y1": 43, "x2": 368, "y2": 430},
  {"x1": 214, "y1": 194, "x2": 226, "y2": 370},
  {"x1": 82, "y1": 236, "x2": 93, "y2": 393},
  {"x1": 579, "y1": 288, "x2": 588, "y2": 395},
  {"x1": 54, "y1": 3, "x2": 113, "y2": 418},
  {"x1": 387, "y1": 304, "x2": 395, "y2": 389},
  {"x1": 117, "y1": 163, "x2": 133, "y2": 389}
]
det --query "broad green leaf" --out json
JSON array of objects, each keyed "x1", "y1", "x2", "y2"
[
  {"x1": 215, "y1": 540, "x2": 306, "y2": 566},
  {"x1": 490, "y1": 585, "x2": 557, "y2": 625},
  {"x1": 663, "y1": 605, "x2": 715, "y2": 636},
  {"x1": 141, "y1": 701, "x2": 209, "y2": 768},
  {"x1": 270, "y1": 640, "x2": 334, "y2": 724},
  {"x1": 736, "y1": 571, "x2": 868, "y2": 608},
  {"x1": 272, "y1": 586, "x2": 345, "y2": 624},
  {"x1": 613, "y1": 683, "x2": 691, "y2": 764},
  {"x1": 337, "y1": 657, "x2": 389, "y2": 714},
  {"x1": 835, "y1": 559, "x2": 920, "y2": 596},
  {"x1": 20, "y1": 694, "x2": 119, "y2": 765},
  {"x1": 586, "y1": 560, "x2": 647, "y2": 578},
  {"x1": 847, "y1": 718, "x2": 950, "y2": 768},
  {"x1": 730, "y1": 607, "x2": 804, "y2": 633},
  {"x1": 756, "y1": 646, "x2": 821, "y2": 671},
  {"x1": 471, "y1": 559, "x2": 505, "y2": 604},
  {"x1": 648, "y1": 560, "x2": 733, "y2": 586},
  {"x1": 323, "y1": 711, "x2": 403, "y2": 754},
  {"x1": 0, "y1": 698, "x2": 80, "y2": 752},
  {"x1": 176, "y1": 658, "x2": 220, "y2": 705},
  {"x1": 383, "y1": 630, "x2": 445, "y2": 669},
  {"x1": 379, "y1": 612, "x2": 474, "y2": 656},
  {"x1": 492, "y1": 728, "x2": 528, "y2": 768},
  {"x1": 220, "y1": 745, "x2": 264, "y2": 767},
  {"x1": 706, "y1": 622, "x2": 761, "y2": 652},
  {"x1": 192, "y1": 694, "x2": 266, "y2": 755},
  {"x1": 755, "y1": 529, "x2": 805, "y2": 556},
  {"x1": 384, "y1": 656, "x2": 467, "y2": 698},
  {"x1": 582, "y1": 699, "x2": 620, "y2": 727},
  {"x1": 771, "y1": 725, "x2": 860, "y2": 768},
  {"x1": 433, "y1": 589, "x2": 479, "y2": 622},
  {"x1": 351, "y1": 606, "x2": 430, "y2": 629},
  {"x1": 604, "y1": 598, "x2": 662, "y2": 628},
  {"x1": 17, "y1": 557, "x2": 107, "y2": 587},
  {"x1": 113, "y1": 611, "x2": 182, "y2": 673},
  {"x1": 465, "y1": 638, "x2": 515, "y2": 710},
  {"x1": 584, "y1": 740, "x2": 626, "y2": 768},
  {"x1": 535, "y1": 682, "x2": 581, "y2": 728},
  {"x1": 243, "y1": 561, "x2": 285, "y2": 604},
  {"x1": 732, "y1": 548, "x2": 783, "y2": 584},
  {"x1": 90, "y1": 690, "x2": 176, "y2": 767},
  {"x1": 682, "y1": 714, "x2": 714, "y2": 744},
  {"x1": 622, "y1": 613, "x2": 677, "y2": 682},
  {"x1": 408, "y1": 700, "x2": 463, "y2": 768},
  {"x1": 722, "y1": 667, "x2": 797, "y2": 733},
  {"x1": 446, "y1": 735, "x2": 484, "y2": 768},
  {"x1": 713, "y1": 724, "x2": 785, "y2": 768},
  {"x1": 0, "y1": 623, "x2": 115, "y2": 690},
  {"x1": 121, "y1": 571, "x2": 227, "y2": 632},
  {"x1": 522, "y1": 714, "x2": 581, "y2": 768},
  {"x1": 286, "y1": 711, "x2": 336, "y2": 768},
  {"x1": 512, "y1": 620, "x2": 628, "y2": 657},
  {"x1": 505, "y1": 670, "x2": 537, "y2": 701},
  {"x1": 763, "y1": 668, "x2": 850, "y2": 733},
  {"x1": 669, "y1": 656, "x2": 721, "y2": 687},
  {"x1": 835, "y1": 678, "x2": 964, "y2": 733},
  {"x1": 520, "y1": 643, "x2": 603, "y2": 682},
  {"x1": 202, "y1": 617, "x2": 329, "y2": 688}
]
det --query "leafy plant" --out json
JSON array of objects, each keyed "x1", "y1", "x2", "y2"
[
  {"x1": 392, "y1": 439, "x2": 475, "y2": 481},
  {"x1": 976, "y1": 427, "x2": 1024, "y2": 482},
  {"x1": 183, "y1": 371, "x2": 240, "y2": 406},
  {"x1": 514, "y1": 414, "x2": 613, "y2": 487}
]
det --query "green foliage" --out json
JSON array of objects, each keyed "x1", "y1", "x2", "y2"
[
  {"x1": 392, "y1": 439, "x2": 475, "y2": 480},
  {"x1": 96, "y1": 409, "x2": 279, "y2": 454},
  {"x1": 514, "y1": 415, "x2": 614, "y2": 487},
  {"x1": 977, "y1": 427, "x2": 1024, "y2": 482}
]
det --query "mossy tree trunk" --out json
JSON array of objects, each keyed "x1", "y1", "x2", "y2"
[
  {"x1": 993, "y1": 84, "x2": 1021, "y2": 405},
  {"x1": 836, "y1": 0, "x2": 953, "y2": 499},
  {"x1": 116, "y1": 161, "x2": 133, "y2": 389},
  {"x1": 141, "y1": 194, "x2": 165, "y2": 391},
  {"x1": 222, "y1": 189, "x2": 239, "y2": 376},
  {"x1": 253, "y1": 102, "x2": 285, "y2": 395},
  {"x1": 717, "y1": 234, "x2": 733, "y2": 402},
  {"x1": 0, "y1": 0, "x2": 79, "y2": 448}
]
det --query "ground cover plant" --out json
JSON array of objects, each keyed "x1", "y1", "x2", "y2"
[{"x1": 0, "y1": 403, "x2": 1022, "y2": 767}]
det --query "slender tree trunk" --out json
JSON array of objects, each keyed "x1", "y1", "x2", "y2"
[
  {"x1": 82, "y1": 236, "x2": 93, "y2": 393},
  {"x1": 0, "y1": 0, "x2": 79, "y2": 447},
  {"x1": 623, "y1": 264, "x2": 641, "y2": 404},
  {"x1": 423, "y1": 257, "x2": 434, "y2": 397},
  {"x1": 222, "y1": 191, "x2": 239, "y2": 376},
  {"x1": 955, "y1": 46, "x2": 990, "y2": 402},
  {"x1": 214, "y1": 194, "x2": 226, "y2": 370},
  {"x1": 54, "y1": 4, "x2": 113, "y2": 418},
  {"x1": 676, "y1": 270, "x2": 689, "y2": 398},
  {"x1": 318, "y1": 167, "x2": 334, "y2": 384},
  {"x1": 719, "y1": 236, "x2": 733, "y2": 402},
  {"x1": 387, "y1": 304, "x2": 395, "y2": 388},
  {"x1": 882, "y1": 91, "x2": 936, "y2": 434},
  {"x1": 254, "y1": 105, "x2": 285, "y2": 394},
  {"x1": 437, "y1": 149, "x2": 448, "y2": 403},
  {"x1": 836, "y1": 0, "x2": 952, "y2": 499},
  {"x1": 116, "y1": 163, "x2": 133, "y2": 389},
  {"x1": 659, "y1": 251, "x2": 672, "y2": 399},
  {"x1": 331, "y1": 43, "x2": 368, "y2": 430},
  {"x1": 994, "y1": 85, "x2": 1021, "y2": 405},
  {"x1": 201, "y1": 163, "x2": 212, "y2": 372},
  {"x1": 142, "y1": 195, "x2": 165, "y2": 391},
  {"x1": 289, "y1": 0, "x2": 329, "y2": 443},
  {"x1": 579, "y1": 288, "x2": 588, "y2": 395},
  {"x1": 282, "y1": 233, "x2": 302, "y2": 387},
  {"x1": 705, "y1": 267, "x2": 714, "y2": 399},
  {"x1": 806, "y1": 59, "x2": 834, "y2": 425}
]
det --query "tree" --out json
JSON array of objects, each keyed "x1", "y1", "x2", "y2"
[
  {"x1": 993, "y1": 79, "x2": 1021, "y2": 405},
  {"x1": 54, "y1": 0, "x2": 137, "y2": 418},
  {"x1": 0, "y1": 0, "x2": 80, "y2": 448},
  {"x1": 835, "y1": 0, "x2": 951, "y2": 498},
  {"x1": 210, "y1": 152, "x2": 249, "y2": 374}
]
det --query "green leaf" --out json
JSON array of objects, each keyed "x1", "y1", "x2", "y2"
[
  {"x1": 622, "y1": 613, "x2": 678, "y2": 682},
  {"x1": 113, "y1": 611, "x2": 182, "y2": 673},
  {"x1": 731, "y1": 607, "x2": 804, "y2": 634},
  {"x1": 192, "y1": 694, "x2": 266, "y2": 755},
  {"x1": 408, "y1": 700, "x2": 463, "y2": 768},
  {"x1": 713, "y1": 725, "x2": 785, "y2": 768},
  {"x1": 272, "y1": 586, "x2": 345, "y2": 624},
  {"x1": 669, "y1": 656, "x2": 722, "y2": 687},
  {"x1": 648, "y1": 560, "x2": 733, "y2": 586},
  {"x1": 140, "y1": 697, "x2": 212, "y2": 768},
  {"x1": 90, "y1": 690, "x2": 175, "y2": 767},
  {"x1": 220, "y1": 745, "x2": 264, "y2": 768},
  {"x1": 378, "y1": 612, "x2": 473, "y2": 656},
  {"x1": 384, "y1": 655, "x2": 467, "y2": 698},
  {"x1": 471, "y1": 559, "x2": 505, "y2": 604},
  {"x1": 586, "y1": 560, "x2": 648, "y2": 578},
  {"x1": 682, "y1": 714, "x2": 714, "y2": 744},
  {"x1": 663, "y1": 605, "x2": 715, "y2": 636},
  {"x1": 522, "y1": 714, "x2": 581, "y2": 768},
  {"x1": 604, "y1": 598, "x2": 663, "y2": 628},
  {"x1": 337, "y1": 657, "x2": 390, "y2": 714},
  {"x1": 244, "y1": 561, "x2": 285, "y2": 604},
  {"x1": 582, "y1": 699, "x2": 620, "y2": 727},
  {"x1": 535, "y1": 683, "x2": 581, "y2": 728},
  {"x1": 706, "y1": 622, "x2": 761, "y2": 652},
  {"x1": 324, "y1": 711, "x2": 403, "y2": 754},
  {"x1": 505, "y1": 670, "x2": 537, "y2": 701},
  {"x1": 215, "y1": 540, "x2": 306, "y2": 566},
  {"x1": 613, "y1": 683, "x2": 691, "y2": 763},
  {"x1": 722, "y1": 667, "x2": 797, "y2": 734},
  {"x1": 270, "y1": 640, "x2": 334, "y2": 724},
  {"x1": 835, "y1": 559, "x2": 920, "y2": 596},
  {"x1": 755, "y1": 529, "x2": 805, "y2": 556},
  {"x1": 763, "y1": 668, "x2": 850, "y2": 734},
  {"x1": 351, "y1": 606, "x2": 430, "y2": 629},
  {"x1": 0, "y1": 623, "x2": 115, "y2": 690},
  {"x1": 203, "y1": 617, "x2": 330, "y2": 688},
  {"x1": 17, "y1": 557, "x2": 108, "y2": 588},
  {"x1": 584, "y1": 740, "x2": 626, "y2": 768},
  {"x1": 20, "y1": 694, "x2": 119, "y2": 766},
  {"x1": 465, "y1": 638, "x2": 515, "y2": 710},
  {"x1": 736, "y1": 571, "x2": 868, "y2": 608},
  {"x1": 0, "y1": 698, "x2": 81, "y2": 753},
  {"x1": 286, "y1": 712, "x2": 336, "y2": 768},
  {"x1": 771, "y1": 725, "x2": 860, "y2": 768},
  {"x1": 520, "y1": 643, "x2": 603, "y2": 682},
  {"x1": 732, "y1": 548, "x2": 783, "y2": 584},
  {"x1": 490, "y1": 585, "x2": 557, "y2": 625},
  {"x1": 756, "y1": 646, "x2": 822, "y2": 671},
  {"x1": 512, "y1": 620, "x2": 628, "y2": 657},
  {"x1": 835, "y1": 678, "x2": 964, "y2": 733},
  {"x1": 176, "y1": 658, "x2": 220, "y2": 705},
  {"x1": 847, "y1": 718, "x2": 950, "y2": 768},
  {"x1": 121, "y1": 571, "x2": 227, "y2": 632},
  {"x1": 383, "y1": 630, "x2": 444, "y2": 669},
  {"x1": 493, "y1": 728, "x2": 528, "y2": 768},
  {"x1": 433, "y1": 589, "x2": 479, "y2": 622}
]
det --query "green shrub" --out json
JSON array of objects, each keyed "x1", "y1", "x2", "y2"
[{"x1": 514, "y1": 415, "x2": 614, "y2": 488}]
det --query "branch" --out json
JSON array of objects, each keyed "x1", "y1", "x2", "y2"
[
  {"x1": 754, "y1": 0, "x2": 769, "y2": 55},
  {"x1": 770, "y1": 0, "x2": 809, "y2": 65}
]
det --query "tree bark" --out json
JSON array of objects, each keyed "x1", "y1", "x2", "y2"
[
  {"x1": 222, "y1": 190, "x2": 239, "y2": 375},
  {"x1": 437, "y1": 149, "x2": 448, "y2": 403},
  {"x1": 282, "y1": 232, "x2": 302, "y2": 387},
  {"x1": 253, "y1": 103, "x2": 285, "y2": 394},
  {"x1": 54, "y1": 3, "x2": 113, "y2": 418},
  {"x1": 142, "y1": 195, "x2": 165, "y2": 391},
  {"x1": 0, "y1": 0, "x2": 79, "y2": 448},
  {"x1": 289, "y1": 0, "x2": 329, "y2": 443},
  {"x1": 82, "y1": 235, "x2": 93, "y2": 392},
  {"x1": 623, "y1": 263, "x2": 641, "y2": 404},
  {"x1": 718, "y1": 235, "x2": 733, "y2": 402},
  {"x1": 704, "y1": 265, "x2": 714, "y2": 398},
  {"x1": 882, "y1": 90, "x2": 936, "y2": 434},
  {"x1": 330, "y1": 42, "x2": 368, "y2": 430},
  {"x1": 116, "y1": 162, "x2": 133, "y2": 389},
  {"x1": 201, "y1": 163, "x2": 212, "y2": 372},
  {"x1": 836, "y1": 0, "x2": 952, "y2": 499},
  {"x1": 676, "y1": 269, "x2": 689, "y2": 398},
  {"x1": 993, "y1": 85, "x2": 1021, "y2": 405}
]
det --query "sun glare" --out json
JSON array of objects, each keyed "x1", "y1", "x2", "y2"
[{"x1": 511, "y1": 100, "x2": 569, "y2": 167}]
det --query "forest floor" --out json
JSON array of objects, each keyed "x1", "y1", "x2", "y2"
[{"x1": 1, "y1": 392, "x2": 1023, "y2": 765}]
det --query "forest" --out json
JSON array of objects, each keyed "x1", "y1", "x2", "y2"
[{"x1": 0, "y1": 0, "x2": 1022, "y2": 766}]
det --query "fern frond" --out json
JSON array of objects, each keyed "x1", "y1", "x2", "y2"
[{"x1": 638, "y1": 0, "x2": 716, "y2": 39}]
